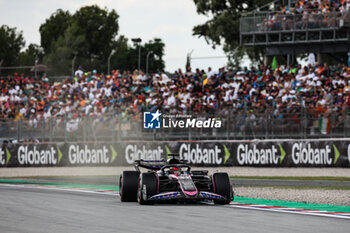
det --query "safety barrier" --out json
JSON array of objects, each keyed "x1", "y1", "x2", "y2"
[{"x1": 1, "y1": 139, "x2": 349, "y2": 167}]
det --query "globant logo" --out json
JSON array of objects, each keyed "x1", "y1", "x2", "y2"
[
  {"x1": 17, "y1": 145, "x2": 57, "y2": 165},
  {"x1": 179, "y1": 143, "x2": 223, "y2": 165},
  {"x1": 291, "y1": 143, "x2": 332, "y2": 165},
  {"x1": 125, "y1": 144, "x2": 163, "y2": 164},
  {"x1": 68, "y1": 145, "x2": 110, "y2": 164},
  {"x1": 237, "y1": 144, "x2": 280, "y2": 165},
  {"x1": 143, "y1": 110, "x2": 161, "y2": 129},
  {"x1": 143, "y1": 110, "x2": 222, "y2": 129}
]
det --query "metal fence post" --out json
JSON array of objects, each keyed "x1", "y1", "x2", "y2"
[
  {"x1": 265, "y1": 110, "x2": 268, "y2": 139},
  {"x1": 303, "y1": 107, "x2": 307, "y2": 139},
  {"x1": 270, "y1": 109, "x2": 274, "y2": 139},
  {"x1": 293, "y1": 12, "x2": 295, "y2": 30},
  {"x1": 331, "y1": 111, "x2": 335, "y2": 137},
  {"x1": 82, "y1": 116, "x2": 86, "y2": 142},
  {"x1": 17, "y1": 120, "x2": 21, "y2": 142},
  {"x1": 49, "y1": 118, "x2": 53, "y2": 142},
  {"x1": 118, "y1": 116, "x2": 121, "y2": 141},
  {"x1": 345, "y1": 106, "x2": 348, "y2": 137},
  {"x1": 64, "y1": 115, "x2": 67, "y2": 143},
  {"x1": 112, "y1": 116, "x2": 115, "y2": 142},
  {"x1": 226, "y1": 113, "x2": 230, "y2": 140},
  {"x1": 41, "y1": 119, "x2": 45, "y2": 141}
]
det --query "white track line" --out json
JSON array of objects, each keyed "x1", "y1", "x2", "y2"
[{"x1": 227, "y1": 204, "x2": 350, "y2": 220}]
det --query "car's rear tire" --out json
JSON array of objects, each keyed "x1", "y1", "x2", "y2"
[
  {"x1": 212, "y1": 172, "x2": 233, "y2": 205},
  {"x1": 138, "y1": 173, "x2": 158, "y2": 205},
  {"x1": 120, "y1": 171, "x2": 139, "y2": 202}
]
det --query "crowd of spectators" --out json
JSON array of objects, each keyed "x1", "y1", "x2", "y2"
[
  {"x1": 259, "y1": 0, "x2": 350, "y2": 31},
  {"x1": 1, "y1": 59, "x2": 350, "y2": 138}
]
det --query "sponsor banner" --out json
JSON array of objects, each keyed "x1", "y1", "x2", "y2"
[
  {"x1": 234, "y1": 141, "x2": 335, "y2": 167},
  {"x1": 0, "y1": 143, "x2": 64, "y2": 167},
  {"x1": 121, "y1": 141, "x2": 350, "y2": 167},
  {"x1": 0, "y1": 143, "x2": 115, "y2": 167},
  {"x1": 0, "y1": 140, "x2": 350, "y2": 167}
]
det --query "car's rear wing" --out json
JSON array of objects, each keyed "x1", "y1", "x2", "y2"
[{"x1": 134, "y1": 159, "x2": 166, "y2": 172}]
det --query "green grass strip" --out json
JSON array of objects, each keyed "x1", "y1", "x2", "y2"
[
  {"x1": 234, "y1": 196, "x2": 350, "y2": 213},
  {"x1": 238, "y1": 185, "x2": 350, "y2": 190}
]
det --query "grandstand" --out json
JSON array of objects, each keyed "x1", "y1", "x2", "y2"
[
  {"x1": 1, "y1": 62, "x2": 350, "y2": 142},
  {"x1": 240, "y1": 0, "x2": 350, "y2": 64}
]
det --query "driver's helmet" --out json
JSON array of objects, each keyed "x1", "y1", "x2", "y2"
[{"x1": 170, "y1": 166, "x2": 180, "y2": 174}]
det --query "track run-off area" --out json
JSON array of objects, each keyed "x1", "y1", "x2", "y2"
[{"x1": 0, "y1": 180, "x2": 349, "y2": 233}]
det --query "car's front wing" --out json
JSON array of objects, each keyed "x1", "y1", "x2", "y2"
[{"x1": 149, "y1": 191, "x2": 226, "y2": 201}]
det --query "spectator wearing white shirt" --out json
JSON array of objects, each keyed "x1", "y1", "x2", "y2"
[{"x1": 75, "y1": 66, "x2": 84, "y2": 77}]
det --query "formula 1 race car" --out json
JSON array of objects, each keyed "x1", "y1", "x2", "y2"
[{"x1": 119, "y1": 155, "x2": 234, "y2": 205}]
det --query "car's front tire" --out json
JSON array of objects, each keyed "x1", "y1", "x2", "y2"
[
  {"x1": 120, "y1": 171, "x2": 139, "y2": 202},
  {"x1": 212, "y1": 172, "x2": 233, "y2": 204}
]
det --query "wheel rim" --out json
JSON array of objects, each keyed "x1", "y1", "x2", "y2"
[{"x1": 137, "y1": 180, "x2": 142, "y2": 203}]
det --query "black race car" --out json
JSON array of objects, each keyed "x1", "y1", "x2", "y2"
[{"x1": 119, "y1": 155, "x2": 234, "y2": 205}]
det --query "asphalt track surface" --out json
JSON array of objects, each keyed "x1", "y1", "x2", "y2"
[
  {"x1": 11, "y1": 176, "x2": 350, "y2": 188},
  {"x1": 0, "y1": 185, "x2": 349, "y2": 233}
]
